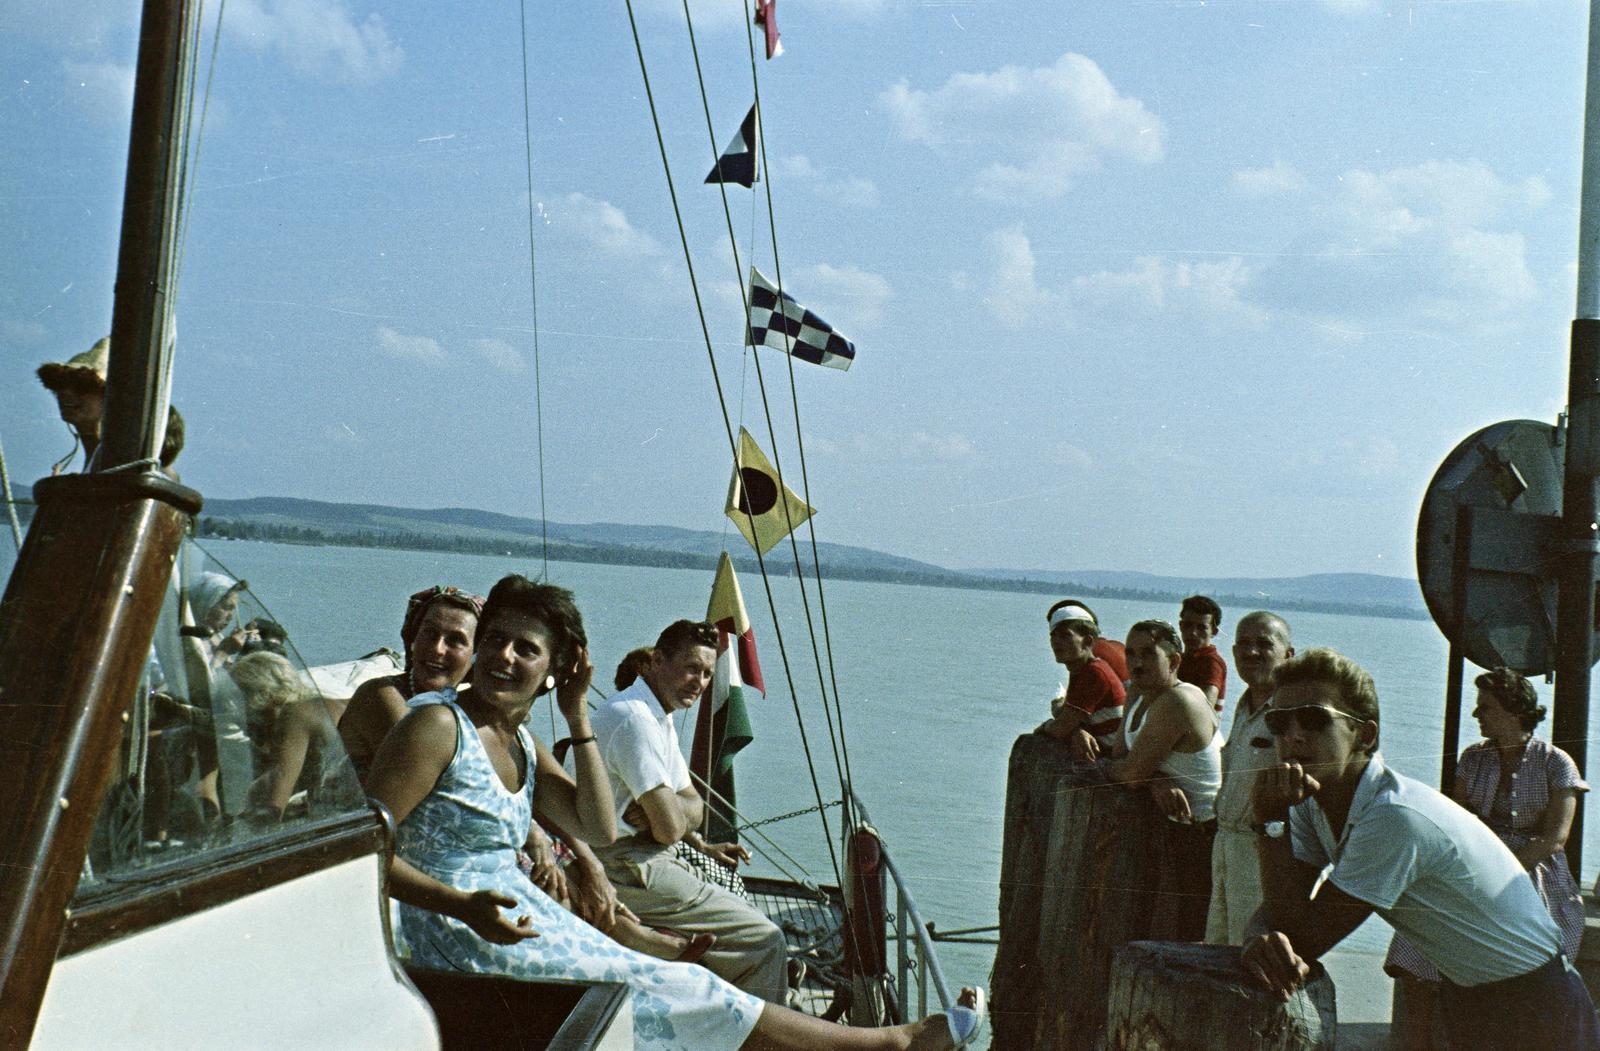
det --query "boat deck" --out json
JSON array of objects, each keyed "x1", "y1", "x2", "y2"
[{"x1": 744, "y1": 875, "x2": 851, "y2": 1018}]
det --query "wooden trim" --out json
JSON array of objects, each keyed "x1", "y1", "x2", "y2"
[{"x1": 60, "y1": 809, "x2": 387, "y2": 957}]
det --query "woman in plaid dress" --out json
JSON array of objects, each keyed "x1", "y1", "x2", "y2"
[{"x1": 1384, "y1": 667, "x2": 1588, "y2": 1049}]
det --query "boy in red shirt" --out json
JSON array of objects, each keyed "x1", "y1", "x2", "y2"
[
  {"x1": 1178, "y1": 595, "x2": 1228, "y2": 714},
  {"x1": 1035, "y1": 599, "x2": 1126, "y2": 761}
]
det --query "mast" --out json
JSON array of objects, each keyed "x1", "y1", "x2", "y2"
[
  {"x1": 0, "y1": 0, "x2": 202, "y2": 1041},
  {"x1": 1555, "y1": 0, "x2": 1600, "y2": 878}
]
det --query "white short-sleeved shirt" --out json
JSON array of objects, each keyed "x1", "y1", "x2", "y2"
[
  {"x1": 588, "y1": 679, "x2": 692, "y2": 828},
  {"x1": 1289, "y1": 753, "x2": 1561, "y2": 987}
]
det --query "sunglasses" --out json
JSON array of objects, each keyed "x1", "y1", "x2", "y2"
[{"x1": 1264, "y1": 704, "x2": 1366, "y2": 736}]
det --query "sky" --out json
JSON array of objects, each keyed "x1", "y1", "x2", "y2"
[{"x1": 1, "y1": 0, "x2": 1592, "y2": 579}]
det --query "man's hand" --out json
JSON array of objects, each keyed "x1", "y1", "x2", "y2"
[
  {"x1": 1241, "y1": 931, "x2": 1311, "y2": 1001},
  {"x1": 698, "y1": 840, "x2": 751, "y2": 869},
  {"x1": 1149, "y1": 783, "x2": 1193, "y2": 823},
  {"x1": 1252, "y1": 761, "x2": 1322, "y2": 823},
  {"x1": 1068, "y1": 728, "x2": 1100, "y2": 761},
  {"x1": 622, "y1": 798, "x2": 647, "y2": 831},
  {"x1": 568, "y1": 862, "x2": 619, "y2": 932}
]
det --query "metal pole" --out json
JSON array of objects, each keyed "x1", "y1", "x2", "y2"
[
  {"x1": 1441, "y1": 506, "x2": 1472, "y2": 795},
  {"x1": 98, "y1": 0, "x2": 198, "y2": 470}
]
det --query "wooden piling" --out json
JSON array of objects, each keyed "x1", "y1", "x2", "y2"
[
  {"x1": 996, "y1": 732, "x2": 1236, "y2": 1050},
  {"x1": 1106, "y1": 942, "x2": 1336, "y2": 1051}
]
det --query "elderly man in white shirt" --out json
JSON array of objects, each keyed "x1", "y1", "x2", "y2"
[{"x1": 588, "y1": 619, "x2": 788, "y2": 1003}]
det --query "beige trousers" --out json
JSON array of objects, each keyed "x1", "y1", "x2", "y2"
[
  {"x1": 1205, "y1": 826, "x2": 1264, "y2": 946},
  {"x1": 596, "y1": 835, "x2": 788, "y2": 1003}
]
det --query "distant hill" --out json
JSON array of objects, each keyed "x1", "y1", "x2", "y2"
[
  {"x1": 973, "y1": 568, "x2": 1424, "y2": 615},
  {"x1": 4, "y1": 486, "x2": 1425, "y2": 618},
  {"x1": 174, "y1": 494, "x2": 1429, "y2": 621}
]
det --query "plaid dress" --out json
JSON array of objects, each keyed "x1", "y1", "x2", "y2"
[{"x1": 1384, "y1": 737, "x2": 1589, "y2": 981}]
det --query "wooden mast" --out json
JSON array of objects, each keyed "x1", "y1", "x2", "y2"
[{"x1": 0, "y1": 0, "x2": 202, "y2": 1043}]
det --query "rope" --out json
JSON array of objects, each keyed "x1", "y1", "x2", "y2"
[
  {"x1": 517, "y1": 0, "x2": 551, "y2": 581},
  {"x1": 620, "y1": 0, "x2": 847, "y2": 896}
]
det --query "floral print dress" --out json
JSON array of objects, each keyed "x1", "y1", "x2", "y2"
[{"x1": 396, "y1": 695, "x2": 763, "y2": 1049}]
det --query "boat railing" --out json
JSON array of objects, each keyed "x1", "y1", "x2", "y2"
[{"x1": 846, "y1": 791, "x2": 954, "y2": 1020}]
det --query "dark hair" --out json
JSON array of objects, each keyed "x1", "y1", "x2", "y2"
[
  {"x1": 614, "y1": 647, "x2": 655, "y2": 691},
  {"x1": 1180, "y1": 595, "x2": 1222, "y2": 629},
  {"x1": 1046, "y1": 599, "x2": 1101, "y2": 640},
  {"x1": 1129, "y1": 619, "x2": 1183, "y2": 658},
  {"x1": 1475, "y1": 666, "x2": 1545, "y2": 731},
  {"x1": 1273, "y1": 648, "x2": 1380, "y2": 754},
  {"x1": 654, "y1": 619, "x2": 718, "y2": 658},
  {"x1": 477, "y1": 575, "x2": 587, "y2": 679},
  {"x1": 160, "y1": 405, "x2": 185, "y2": 468}
]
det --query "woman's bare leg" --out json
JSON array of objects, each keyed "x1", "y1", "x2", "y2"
[{"x1": 739, "y1": 987, "x2": 981, "y2": 1051}]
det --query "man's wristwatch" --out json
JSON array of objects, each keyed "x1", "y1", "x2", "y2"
[{"x1": 1251, "y1": 819, "x2": 1287, "y2": 839}]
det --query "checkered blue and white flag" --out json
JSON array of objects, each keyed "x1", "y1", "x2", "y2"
[
  {"x1": 705, "y1": 105, "x2": 759, "y2": 189},
  {"x1": 745, "y1": 267, "x2": 856, "y2": 371}
]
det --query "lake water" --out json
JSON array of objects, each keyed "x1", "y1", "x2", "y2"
[{"x1": 5, "y1": 534, "x2": 1595, "y2": 996}]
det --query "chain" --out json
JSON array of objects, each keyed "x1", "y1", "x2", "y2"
[{"x1": 736, "y1": 798, "x2": 844, "y2": 833}]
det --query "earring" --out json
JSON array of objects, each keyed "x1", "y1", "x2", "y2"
[{"x1": 545, "y1": 675, "x2": 557, "y2": 691}]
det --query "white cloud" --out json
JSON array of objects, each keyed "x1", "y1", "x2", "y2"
[
  {"x1": 982, "y1": 225, "x2": 1056, "y2": 328},
  {"x1": 1072, "y1": 255, "x2": 1263, "y2": 325},
  {"x1": 778, "y1": 155, "x2": 880, "y2": 208},
  {"x1": 794, "y1": 263, "x2": 892, "y2": 328},
  {"x1": 553, "y1": 192, "x2": 662, "y2": 260},
  {"x1": 62, "y1": 60, "x2": 135, "y2": 125},
  {"x1": 0, "y1": 319, "x2": 49, "y2": 346},
  {"x1": 905, "y1": 431, "x2": 976, "y2": 460},
  {"x1": 375, "y1": 326, "x2": 444, "y2": 364},
  {"x1": 227, "y1": 0, "x2": 402, "y2": 83},
  {"x1": 471, "y1": 338, "x2": 527, "y2": 372},
  {"x1": 1232, "y1": 161, "x2": 1307, "y2": 198},
  {"x1": 881, "y1": 53, "x2": 1163, "y2": 201},
  {"x1": 1254, "y1": 159, "x2": 1546, "y2": 322}
]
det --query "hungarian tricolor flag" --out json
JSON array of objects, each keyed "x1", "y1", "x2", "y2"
[{"x1": 691, "y1": 551, "x2": 765, "y2": 843}]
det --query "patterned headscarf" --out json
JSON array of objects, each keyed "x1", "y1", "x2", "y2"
[{"x1": 400, "y1": 585, "x2": 486, "y2": 669}]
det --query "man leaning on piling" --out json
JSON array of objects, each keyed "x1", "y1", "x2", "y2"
[
  {"x1": 1204, "y1": 611, "x2": 1293, "y2": 946},
  {"x1": 1241, "y1": 648, "x2": 1600, "y2": 1050}
]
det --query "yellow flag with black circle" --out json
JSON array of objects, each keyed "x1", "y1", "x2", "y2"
[{"x1": 725, "y1": 428, "x2": 814, "y2": 556}]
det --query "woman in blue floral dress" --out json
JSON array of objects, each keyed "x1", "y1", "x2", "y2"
[{"x1": 367, "y1": 574, "x2": 983, "y2": 1051}]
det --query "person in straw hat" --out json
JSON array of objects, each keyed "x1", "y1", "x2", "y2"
[{"x1": 36, "y1": 337, "x2": 109, "y2": 474}]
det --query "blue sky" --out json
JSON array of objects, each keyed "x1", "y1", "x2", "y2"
[{"x1": 1, "y1": 0, "x2": 1589, "y2": 578}]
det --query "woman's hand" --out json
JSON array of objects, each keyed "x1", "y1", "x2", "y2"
[
  {"x1": 525, "y1": 832, "x2": 568, "y2": 904},
  {"x1": 555, "y1": 646, "x2": 594, "y2": 724},
  {"x1": 459, "y1": 889, "x2": 540, "y2": 945}
]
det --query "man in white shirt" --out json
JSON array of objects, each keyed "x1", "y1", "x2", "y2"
[
  {"x1": 1242, "y1": 648, "x2": 1598, "y2": 1050},
  {"x1": 589, "y1": 619, "x2": 787, "y2": 1003},
  {"x1": 1205, "y1": 611, "x2": 1293, "y2": 945}
]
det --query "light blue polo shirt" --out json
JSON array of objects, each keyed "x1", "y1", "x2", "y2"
[{"x1": 1289, "y1": 753, "x2": 1561, "y2": 987}]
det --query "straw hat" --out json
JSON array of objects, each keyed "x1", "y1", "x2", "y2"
[{"x1": 37, "y1": 337, "x2": 110, "y2": 392}]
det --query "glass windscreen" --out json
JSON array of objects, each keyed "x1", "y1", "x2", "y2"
[{"x1": 79, "y1": 539, "x2": 386, "y2": 887}]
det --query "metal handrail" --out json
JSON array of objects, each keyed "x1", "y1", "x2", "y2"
[{"x1": 847, "y1": 791, "x2": 954, "y2": 1015}]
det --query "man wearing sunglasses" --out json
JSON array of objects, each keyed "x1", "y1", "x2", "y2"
[{"x1": 1241, "y1": 649, "x2": 1598, "y2": 1049}]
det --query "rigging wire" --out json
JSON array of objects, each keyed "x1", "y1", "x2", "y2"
[
  {"x1": 677, "y1": 0, "x2": 858, "y2": 859},
  {"x1": 620, "y1": 0, "x2": 847, "y2": 896},
  {"x1": 738, "y1": 0, "x2": 863, "y2": 836},
  {"x1": 517, "y1": 0, "x2": 551, "y2": 582},
  {"x1": 0, "y1": 434, "x2": 24, "y2": 551}
]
